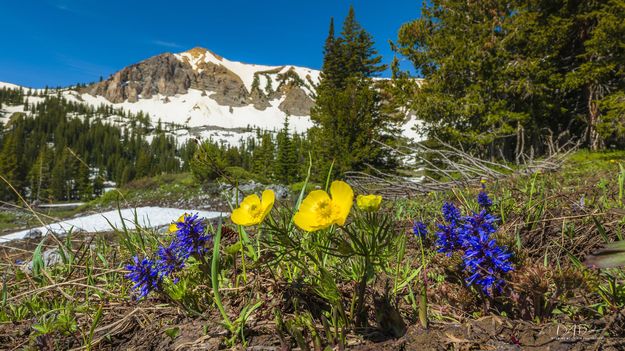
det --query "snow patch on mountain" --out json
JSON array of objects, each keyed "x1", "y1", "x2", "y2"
[
  {"x1": 175, "y1": 48, "x2": 321, "y2": 93},
  {"x1": 78, "y1": 88, "x2": 313, "y2": 133}
]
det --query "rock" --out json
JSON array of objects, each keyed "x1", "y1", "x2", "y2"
[
  {"x1": 82, "y1": 53, "x2": 194, "y2": 103},
  {"x1": 220, "y1": 181, "x2": 264, "y2": 205},
  {"x1": 238, "y1": 181, "x2": 262, "y2": 193},
  {"x1": 278, "y1": 85, "x2": 315, "y2": 116},
  {"x1": 24, "y1": 229, "x2": 42, "y2": 240},
  {"x1": 250, "y1": 86, "x2": 271, "y2": 110},
  {"x1": 267, "y1": 184, "x2": 290, "y2": 199},
  {"x1": 21, "y1": 248, "x2": 65, "y2": 274},
  {"x1": 80, "y1": 47, "x2": 317, "y2": 115}
]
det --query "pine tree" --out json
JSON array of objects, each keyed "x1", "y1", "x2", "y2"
[
  {"x1": 135, "y1": 148, "x2": 152, "y2": 178},
  {"x1": 310, "y1": 6, "x2": 394, "y2": 178},
  {"x1": 252, "y1": 132, "x2": 275, "y2": 178},
  {"x1": 0, "y1": 135, "x2": 20, "y2": 200},
  {"x1": 50, "y1": 157, "x2": 68, "y2": 201},
  {"x1": 77, "y1": 161, "x2": 93, "y2": 200},
  {"x1": 190, "y1": 141, "x2": 228, "y2": 182},
  {"x1": 275, "y1": 118, "x2": 298, "y2": 183},
  {"x1": 28, "y1": 145, "x2": 53, "y2": 202},
  {"x1": 395, "y1": 0, "x2": 625, "y2": 154},
  {"x1": 93, "y1": 170, "x2": 105, "y2": 197}
]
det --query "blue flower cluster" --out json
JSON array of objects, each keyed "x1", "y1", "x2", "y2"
[
  {"x1": 413, "y1": 221, "x2": 428, "y2": 238},
  {"x1": 436, "y1": 202, "x2": 464, "y2": 254},
  {"x1": 126, "y1": 213, "x2": 210, "y2": 299},
  {"x1": 172, "y1": 213, "x2": 210, "y2": 258},
  {"x1": 126, "y1": 257, "x2": 162, "y2": 299},
  {"x1": 434, "y1": 191, "x2": 513, "y2": 295},
  {"x1": 477, "y1": 191, "x2": 493, "y2": 208}
]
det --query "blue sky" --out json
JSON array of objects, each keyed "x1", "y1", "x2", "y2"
[{"x1": 0, "y1": 0, "x2": 421, "y2": 88}]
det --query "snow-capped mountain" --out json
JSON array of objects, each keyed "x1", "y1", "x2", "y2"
[{"x1": 0, "y1": 47, "x2": 423, "y2": 145}]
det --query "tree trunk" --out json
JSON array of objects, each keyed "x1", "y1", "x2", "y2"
[{"x1": 587, "y1": 84, "x2": 604, "y2": 151}]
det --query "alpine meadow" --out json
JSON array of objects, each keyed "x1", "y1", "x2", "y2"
[{"x1": 2, "y1": 1, "x2": 625, "y2": 350}]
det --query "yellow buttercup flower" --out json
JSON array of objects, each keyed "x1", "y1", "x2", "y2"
[
  {"x1": 231, "y1": 189, "x2": 275, "y2": 226},
  {"x1": 356, "y1": 194, "x2": 382, "y2": 211},
  {"x1": 294, "y1": 180, "x2": 354, "y2": 231},
  {"x1": 169, "y1": 213, "x2": 187, "y2": 233}
]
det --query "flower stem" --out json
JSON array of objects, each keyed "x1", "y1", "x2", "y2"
[
  {"x1": 212, "y1": 220, "x2": 233, "y2": 328},
  {"x1": 418, "y1": 236, "x2": 428, "y2": 329}
]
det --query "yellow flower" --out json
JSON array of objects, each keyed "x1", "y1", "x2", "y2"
[
  {"x1": 610, "y1": 159, "x2": 616, "y2": 164},
  {"x1": 480, "y1": 178, "x2": 487, "y2": 184},
  {"x1": 169, "y1": 213, "x2": 187, "y2": 233},
  {"x1": 294, "y1": 180, "x2": 354, "y2": 231},
  {"x1": 356, "y1": 194, "x2": 382, "y2": 211},
  {"x1": 231, "y1": 189, "x2": 275, "y2": 226}
]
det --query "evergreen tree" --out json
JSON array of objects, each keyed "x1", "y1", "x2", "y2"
[
  {"x1": 395, "y1": 0, "x2": 625, "y2": 154},
  {"x1": 275, "y1": 118, "x2": 298, "y2": 183},
  {"x1": 0, "y1": 134, "x2": 20, "y2": 200},
  {"x1": 28, "y1": 145, "x2": 53, "y2": 202},
  {"x1": 93, "y1": 170, "x2": 105, "y2": 197},
  {"x1": 310, "y1": 6, "x2": 395, "y2": 178},
  {"x1": 190, "y1": 141, "x2": 228, "y2": 182},
  {"x1": 77, "y1": 161, "x2": 93, "y2": 200},
  {"x1": 252, "y1": 132, "x2": 275, "y2": 178},
  {"x1": 50, "y1": 152, "x2": 70, "y2": 201}
]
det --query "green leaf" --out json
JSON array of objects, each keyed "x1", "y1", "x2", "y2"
[
  {"x1": 31, "y1": 237, "x2": 46, "y2": 278},
  {"x1": 165, "y1": 327, "x2": 181, "y2": 340}
]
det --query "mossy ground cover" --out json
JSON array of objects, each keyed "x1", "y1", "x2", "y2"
[{"x1": 1, "y1": 151, "x2": 625, "y2": 350}]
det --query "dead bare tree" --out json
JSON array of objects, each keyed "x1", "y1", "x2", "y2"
[{"x1": 345, "y1": 137, "x2": 580, "y2": 198}]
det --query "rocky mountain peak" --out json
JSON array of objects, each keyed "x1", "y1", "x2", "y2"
[
  {"x1": 183, "y1": 47, "x2": 223, "y2": 61},
  {"x1": 81, "y1": 49, "x2": 318, "y2": 116}
]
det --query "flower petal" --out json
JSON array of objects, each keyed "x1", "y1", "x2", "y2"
[
  {"x1": 231, "y1": 208, "x2": 255, "y2": 226},
  {"x1": 260, "y1": 189, "x2": 275, "y2": 219},
  {"x1": 294, "y1": 211, "x2": 319, "y2": 231},
  {"x1": 168, "y1": 223, "x2": 179, "y2": 233},
  {"x1": 330, "y1": 181, "x2": 353, "y2": 225},
  {"x1": 240, "y1": 193, "x2": 261, "y2": 209},
  {"x1": 298, "y1": 190, "x2": 331, "y2": 212},
  {"x1": 294, "y1": 190, "x2": 333, "y2": 231}
]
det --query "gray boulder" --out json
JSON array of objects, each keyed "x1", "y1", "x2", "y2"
[
  {"x1": 267, "y1": 184, "x2": 290, "y2": 200},
  {"x1": 21, "y1": 248, "x2": 65, "y2": 274},
  {"x1": 24, "y1": 229, "x2": 43, "y2": 240}
]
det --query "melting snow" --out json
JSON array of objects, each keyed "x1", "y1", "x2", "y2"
[{"x1": 0, "y1": 207, "x2": 227, "y2": 243}]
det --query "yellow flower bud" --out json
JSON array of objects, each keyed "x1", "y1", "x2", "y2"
[{"x1": 356, "y1": 194, "x2": 382, "y2": 212}]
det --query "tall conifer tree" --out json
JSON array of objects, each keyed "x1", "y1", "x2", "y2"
[{"x1": 310, "y1": 6, "x2": 396, "y2": 178}]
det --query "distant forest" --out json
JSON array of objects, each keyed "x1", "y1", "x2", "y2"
[{"x1": 0, "y1": 87, "x2": 319, "y2": 203}]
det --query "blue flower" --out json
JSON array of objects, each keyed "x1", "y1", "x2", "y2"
[
  {"x1": 461, "y1": 210, "x2": 497, "y2": 238},
  {"x1": 436, "y1": 222, "x2": 463, "y2": 255},
  {"x1": 126, "y1": 256, "x2": 162, "y2": 299},
  {"x1": 462, "y1": 233, "x2": 513, "y2": 295},
  {"x1": 156, "y1": 241, "x2": 186, "y2": 277},
  {"x1": 441, "y1": 202, "x2": 461, "y2": 223},
  {"x1": 436, "y1": 203, "x2": 465, "y2": 254},
  {"x1": 413, "y1": 221, "x2": 428, "y2": 238},
  {"x1": 172, "y1": 213, "x2": 211, "y2": 258},
  {"x1": 459, "y1": 210, "x2": 513, "y2": 295},
  {"x1": 477, "y1": 191, "x2": 493, "y2": 209}
]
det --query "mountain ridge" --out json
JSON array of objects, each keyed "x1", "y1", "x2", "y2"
[
  {"x1": 81, "y1": 47, "x2": 319, "y2": 117},
  {"x1": 0, "y1": 48, "x2": 423, "y2": 146}
]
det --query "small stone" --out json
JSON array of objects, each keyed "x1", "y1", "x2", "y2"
[
  {"x1": 24, "y1": 229, "x2": 43, "y2": 240},
  {"x1": 21, "y1": 248, "x2": 65, "y2": 274}
]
